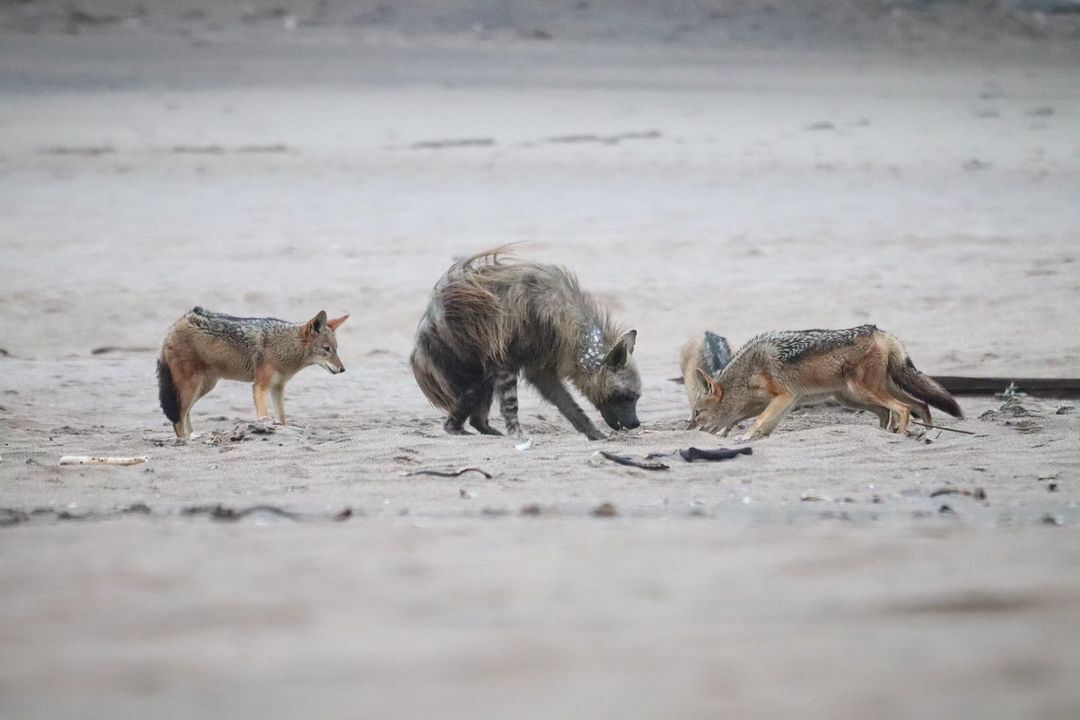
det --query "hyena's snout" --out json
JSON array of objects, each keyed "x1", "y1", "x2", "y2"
[{"x1": 600, "y1": 400, "x2": 640, "y2": 431}]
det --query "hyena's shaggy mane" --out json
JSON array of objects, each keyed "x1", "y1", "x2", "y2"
[{"x1": 436, "y1": 246, "x2": 623, "y2": 375}]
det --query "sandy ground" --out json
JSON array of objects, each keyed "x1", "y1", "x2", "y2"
[{"x1": 1, "y1": 6, "x2": 1080, "y2": 719}]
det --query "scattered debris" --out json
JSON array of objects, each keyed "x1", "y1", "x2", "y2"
[
  {"x1": 59, "y1": 455, "x2": 148, "y2": 466},
  {"x1": 412, "y1": 138, "x2": 495, "y2": 150},
  {"x1": 591, "y1": 502, "x2": 618, "y2": 518},
  {"x1": 596, "y1": 451, "x2": 669, "y2": 471},
  {"x1": 1056, "y1": 404, "x2": 1074, "y2": 415},
  {"x1": 406, "y1": 467, "x2": 493, "y2": 480},
  {"x1": 1041, "y1": 513, "x2": 1062, "y2": 526},
  {"x1": 805, "y1": 121, "x2": 835, "y2": 131},
  {"x1": 938, "y1": 504, "x2": 955, "y2": 515},
  {"x1": 90, "y1": 345, "x2": 154, "y2": 355},
  {"x1": 909, "y1": 421, "x2": 975, "y2": 435},
  {"x1": 963, "y1": 158, "x2": 990, "y2": 171},
  {"x1": 1026, "y1": 105, "x2": 1056, "y2": 117},
  {"x1": 679, "y1": 446, "x2": 753, "y2": 462},
  {"x1": 545, "y1": 130, "x2": 661, "y2": 145},
  {"x1": 520, "y1": 504, "x2": 543, "y2": 516},
  {"x1": 459, "y1": 488, "x2": 475, "y2": 499},
  {"x1": 1047, "y1": 482, "x2": 1059, "y2": 493},
  {"x1": 480, "y1": 507, "x2": 510, "y2": 517},
  {"x1": 0, "y1": 503, "x2": 354, "y2": 527},
  {"x1": 207, "y1": 422, "x2": 275, "y2": 445},
  {"x1": 519, "y1": 28, "x2": 552, "y2": 40},
  {"x1": 930, "y1": 487, "x2": 987, "y2": 500},
  {"x1": 800, "y1": 493, "x2": 826, "y2": 502},
  {"x1": 180, "y1": 504, "x2": 300, "y2": 522},
  {"x1": 40, "y1": 145, "x2": 115, "y2": 156},
  {"x1": 515, "y1": 436, "x2": 534, "y2": 451}
]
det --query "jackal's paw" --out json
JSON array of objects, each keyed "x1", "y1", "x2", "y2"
[
  {"x1": 471, "y1": 423, "x2": 503, "y2": 436},
  {"x1": 585, "y1": 428, "x2": 609, "y2": 441}
]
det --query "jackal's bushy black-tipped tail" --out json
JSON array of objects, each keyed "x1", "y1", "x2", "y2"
[
  {"x1": 890, "y1": 355, "x2": 964, "y2": 419},
  {"x1": 157, "y1": 358, "x2": 181, "y2": 423}
]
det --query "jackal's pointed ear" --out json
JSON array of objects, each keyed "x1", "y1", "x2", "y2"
[
  {"x1": 602, "y1": 330, "x2": 637, "y2": 370},
  {"x1": 694, "y1": 368, "x2": 723, "y2": 400},
  {"x1": 326, "y1": 314, "x2": 349, "y2": 331},
  {"x1": 305, "y1": 310, "x2": 328, "y2": 337}
]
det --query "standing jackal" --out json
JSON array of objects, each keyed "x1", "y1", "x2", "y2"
[
  {"x1": 157, "y1": 307, "x2": 348, "y2": 439},
  {"x1": 688, "y1": 325, "x2": 963, "y2": 439},
  {"x1": 410, "y1": 248, "x2": 641, "y2": 440}
]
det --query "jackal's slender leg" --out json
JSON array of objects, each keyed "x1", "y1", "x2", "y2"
[
  {"x1": 834, "y1": 390, "x2": 891, "y2": 429},
  {"x1": 743, "y1": 392, "x2": 797, "y2": 440},
  {"x1": 175, "y1": 371, "x2": 206, "y2": 439},
  {"x1": 846, "y1": 381, "x2": 911, "y2": 434},
  {"x1": 469, "y1": 379, "x2": 501, "y2": 435},
  {"x1": 884, "y1": 382, "x2": 932, "y2": 427},
  {"x1": 253, "y1": 365, "x2": 272, "y2": 421},
  {"x1": 528, "y1": 369, "x2": 606, "y2": 441},
  {"x1": 494, "y1": 370, "x2": 522, "y2": 437},
  {"x1": 270, "y1": 379, "x2": 287, "y2": 425}
]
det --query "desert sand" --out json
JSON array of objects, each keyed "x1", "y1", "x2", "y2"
[{"x1": 1, "y1": 2, "x2": 1079, "y2": 718}]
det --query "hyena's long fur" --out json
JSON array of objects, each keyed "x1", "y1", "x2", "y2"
[
  {"x1": 690, "y1": 325, "x2": 962, "y2": 439},
  {"x1": 410, "y1": 247, "x2": 641, "y2": 440}
]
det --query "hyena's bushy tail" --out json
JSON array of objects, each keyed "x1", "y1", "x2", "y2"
[
  {"x1": 410, "y1": 334, "x2": 456, "y2": 413},
  {"x1": 887, "y1": 344, "x2": 963, "y2": 419},
  {"x1": 157, "y1": 357, "x2": 182, "y2": 423}
]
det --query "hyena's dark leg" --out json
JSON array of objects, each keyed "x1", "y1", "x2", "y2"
[
  {"x1": 444, "y1": 378, "x2": 484, "y2": 435},
  {"x1": 494, "y1": 369, "x2": 522, "y2": 437},
  {"x1": 468, "y1": 378, "x2": 502, "y2": 435},
  {"x1": 527, "y1": 369, "x2": 606, "y2": 441}
]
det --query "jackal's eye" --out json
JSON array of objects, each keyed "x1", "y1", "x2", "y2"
[{"x1": 322, "y1": 345, "x2": 332, "y2": 354}]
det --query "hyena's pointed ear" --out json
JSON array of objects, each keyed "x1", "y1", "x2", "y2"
[
  {"x1": 602, "y1": 330, "x2": 636, "y2": 370},
  {"x1": 326, "y1": 314, "x2": 349, "y2": 331},
  {"x1": 305, "y1": 310, "x2": 328, "y2": 337}
]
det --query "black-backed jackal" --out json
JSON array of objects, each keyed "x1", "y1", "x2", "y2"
[
  {"x1": 686, "y1": 325, "x2": 962, "y2": 440},
  {"x1": 157, "y1": 307, "x2": 348, "y2": 438}
]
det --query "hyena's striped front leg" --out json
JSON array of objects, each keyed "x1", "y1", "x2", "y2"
[
  {"x1": 528, "y1": 369, "x2": 606, "y2": 441},
  {"x1": 495, "y1": 369, "x2": 522, "y2": 437}
]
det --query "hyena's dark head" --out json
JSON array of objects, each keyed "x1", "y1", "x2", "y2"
[
  {"x1": 580, "y1": 330, "x2": 641, "y2": 430},
  {"x1": 303, "y1": 310, "x2": 349, "y2": 374}
]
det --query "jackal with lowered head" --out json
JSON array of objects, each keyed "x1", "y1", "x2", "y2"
[
  {"x1": 688, "y1": 325, "x2": 962, "y2": 439},
  {"x1": 410, "y1": 247, "x2": 641, "y2": 440},
  {"x1": 681, "y1": 329, "x2": 912, "y2": 430},
  {"x1": 157, "y1": 307, "x2": 348, "y2": 438}
]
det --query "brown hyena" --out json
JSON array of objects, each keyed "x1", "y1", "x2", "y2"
[{"x1": 410, "y1": 248, "x2": 641, "y2": 441}]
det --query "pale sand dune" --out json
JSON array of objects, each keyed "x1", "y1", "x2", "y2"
[{"x1": 1, "y1": 9, "x2": 1079, "y2": 720}]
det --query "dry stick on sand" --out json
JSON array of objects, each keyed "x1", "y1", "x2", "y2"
[
  {"x1": 59, "y1": 456, "x2": 148, "y2": 466},
  {"x1": 405, "y1": 467, "x2": 494, "y2": 479},
  {"x1": 909, "y1": 420, "x2": 976, "y2": 435},
  {"x1": 597, "y1": 451, "x2": 670, "y2": 471}
]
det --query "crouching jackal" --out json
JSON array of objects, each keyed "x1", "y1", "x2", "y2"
[
  {"x1": 410, "y1": 248, "x2": 641, "y2": 440},
  {"x1": 687, "y1": 325, "x2": 962, "y2": 439},
  {"x1": 157, "y1": 307, "x2": 348, "y2": 438}
]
